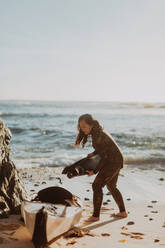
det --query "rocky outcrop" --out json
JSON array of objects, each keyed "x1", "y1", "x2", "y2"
[{"x1": 0, "y1": 120, "x2": 27, "y2": 218}]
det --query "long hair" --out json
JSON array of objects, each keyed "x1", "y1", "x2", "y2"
[{"x1": 74, "y1": 114, "x2": 103, "y2": 148}]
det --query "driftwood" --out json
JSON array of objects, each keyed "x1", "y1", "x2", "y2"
[{"x1": 0, "y1": 120, "x2": 27, "y2": 218}]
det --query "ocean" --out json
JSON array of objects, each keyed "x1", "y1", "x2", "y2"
[{"x1": 0, "y1": 100, "x2": 165, "y2": 171}]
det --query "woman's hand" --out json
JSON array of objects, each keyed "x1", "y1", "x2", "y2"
[
  {"x1": 86, "y1": 170, "x2": 94, "y2": 176},
  {"x1": 87, "y1": 152, "x2": 94, "y2": 158}
]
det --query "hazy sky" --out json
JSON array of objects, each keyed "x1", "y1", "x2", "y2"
[{"x1": 0, "y1": 0, "x2": 165, "y2": 102}]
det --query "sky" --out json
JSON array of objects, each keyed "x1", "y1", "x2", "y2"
[{"x1": 0, "y1": 0, "x2": 165, "y2": 102}]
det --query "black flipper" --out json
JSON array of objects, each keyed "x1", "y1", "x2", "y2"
[{"x1": 62, "y1": 155, "x2": 101, "y2": 178}]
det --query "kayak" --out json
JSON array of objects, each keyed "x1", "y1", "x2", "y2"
[{"x1": 21, "y1": 201, "x2": 83, "y2": 247}]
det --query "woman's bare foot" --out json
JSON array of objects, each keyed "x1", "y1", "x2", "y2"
[
  {"x1": 111, "y1": 211, "x2": 127, "y2": 218},
  {"x1": 84, "y1": 216, "x2": 100, "y2": 222}
]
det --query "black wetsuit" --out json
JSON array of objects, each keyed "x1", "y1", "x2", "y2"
[{"x1": 90, "y1": 128, "x2": 126, "y2": 217}]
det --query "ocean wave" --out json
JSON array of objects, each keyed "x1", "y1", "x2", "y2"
[
  {"x1": 125, "y1": 156, "x2": 165, "y2": 166},
  {"x1": 113, "y1": 133, "x2": 165, "y2": 150},
  {"x1": 13, "y1": 150, "x2": 165, "y2": 170},
  {"x1": 37, "y1": 155, "x2": 165, "y2": 172},
  {"x1": 9, "y1": 127, "x2": 25, "y2": 134},
  {"x1": 0, "y1": 112, "x2": 49, "y2": 118},
  {"x1": 9, "y1": 127, "x2": 40, "y2": 134},
  {"x1": 0, "y1": 112, "x2": 78, "y2": 118},
  {"x1": 119, "y1": 103, "x2": 165, "y2": 109},
  {"x1": 39, "y1": 153, "x2": 85, "y2": 168},
  {"x1": 9, "y1": 127, "x2": 66, "y2": 137}
]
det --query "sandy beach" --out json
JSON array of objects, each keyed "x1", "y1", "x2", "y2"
[
  {"x1": 0, "y1": 166, "x2": 165, "y2": 248},
  {"x1": 1, "y1": 0, "x2": 165, "y2": 246}
]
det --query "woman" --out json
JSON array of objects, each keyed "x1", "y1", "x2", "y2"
[{"x1": 74, "y1": 114, "x2": 127, "y2": 222}]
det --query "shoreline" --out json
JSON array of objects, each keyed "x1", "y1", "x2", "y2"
[{"x1": 20, "y1": 166, "x2": 165, "y2": 204}]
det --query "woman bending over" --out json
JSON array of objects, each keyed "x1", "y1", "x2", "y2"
[{"x1": 74, "y1": 114, "x2": 127, "y2": 222}]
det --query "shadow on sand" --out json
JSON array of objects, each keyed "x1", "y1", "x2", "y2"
[
  {"x1": 47, "y1": 217, "x2": 122, "y2": 246},
  {"x1": 80, "y1": 216, "x2": 122, "y2": 231}
]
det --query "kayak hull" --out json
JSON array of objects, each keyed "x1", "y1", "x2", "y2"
[{"x1": 21, "y1": 201, "x2": 83, "y2": 245}]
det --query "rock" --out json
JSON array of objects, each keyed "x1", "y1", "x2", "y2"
[
  {"x1": 127, "y1": 221, "x2": 135, "y2": 225},
  {"x1": 55, "y1": 177, "x2": 62, "y2": 184},
  {"x1": 0, "y1": 237, "x2": 4, "y2": 244},
  {"x1": 86, "y1": 189, "x2": 90, "y2": 192},
  {"x1": 130, "y1": 235, "x2": 143, "y2": 240},
  {"x1": 84, "y1": 198, "x2": 89, "y2": 201},
  {"x1": 147, "y1": 205, "x2": 153, "y2": 208},
  {"x1": 66, "y1": 240, "x2": 77, "y2": 245},
  {"x1": 127, "y1": 198, "x2": 131, "y2": 201},
  {"x1": 0, "y1": 120, "x2": 27, "y2": 218},
  {"x1": 101, "y1": 233, "x2": 111, "y2": 236},
  {"x1": 154, "y1": 239, "x2": 160, "y2": 243},
  {"x1": 159, "y1": 178, "x2": 164, "y2": 181},
  {"x1": 86, "y1": 232, "x2": 97, "y2": 237},
  {"x1": 131, "y1": 232, "x2": 144, "y2": 236},
  {"x1": 121, "y1": 226, "x2": 128, "y2": 230},
  {"x1": 121, "y1": 232, "x2": 130, "y2": 236},
  {"x1": 34, "y1": 184, "x2": 39, "y2": 187},
  {"x1": 144, "y1": 215, "x2": 148, "y2": 217},
  {"x1": 149, "y1": 218, "x2": 153, "y2": 221},
  {"x1": 151, "y1": 200, "x2": 157, "y2": 203},
  {"x1": 162, "y1": 222, "x2": 165, "y2": 227},
  {"x1": 151, "y1": 211, "x2": 158, "y2": 213},
  {"x1": 103, "y1": 202, "x2": 108, "y2": 205},
  {"x1": 107, "y1": 199, "x2": 111, "y2": 202},
  {"x1": 121, "y1": 232, "x2": 144, "y2": 240}
]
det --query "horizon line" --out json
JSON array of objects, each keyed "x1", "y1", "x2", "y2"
[{"x1": 0, "y1": 99, "x2": 165, "y2": 104}]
